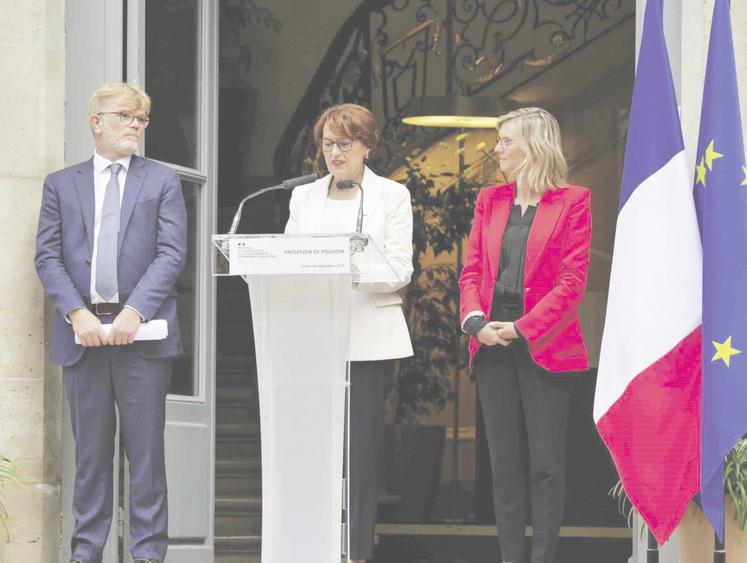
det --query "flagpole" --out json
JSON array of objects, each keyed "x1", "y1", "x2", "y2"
[
  {"x1": 714, "y1": 519, "x2": 725, "y2": 563},
  {"x1": 647, "y1": 528, "x2": 659, "y2": 563}
]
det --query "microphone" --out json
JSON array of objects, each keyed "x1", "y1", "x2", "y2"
[
  {"x1": 337, "y1": 180, "x2": 364, "y2": 234},
  {"x1": 283, "y1": 173, "x2": 318, "y2": 190},
  {"x1": 227, "y1": 173, "x2": 317, "y2": 234}
]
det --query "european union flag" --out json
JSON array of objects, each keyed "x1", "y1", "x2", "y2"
[{"x1": 694, "y1": 0, "x2": 747, "y2": 540}]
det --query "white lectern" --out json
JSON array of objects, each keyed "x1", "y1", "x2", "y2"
[{"x1": 212, "y1": 233, "x2": 400, "y2": 563}]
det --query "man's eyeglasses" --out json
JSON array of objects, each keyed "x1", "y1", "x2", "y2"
[
  {"x1": 321, "y1": 139, "x2": 354, "y2": 152},
  {"x1": 98, "y1": 111, "x2": 150, "y2": 128}
]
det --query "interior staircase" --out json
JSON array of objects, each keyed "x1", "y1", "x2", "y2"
[{"x1": 214, "y1": 274, "x2": 262, "y2": 563}]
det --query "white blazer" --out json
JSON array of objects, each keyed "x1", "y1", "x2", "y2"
[{"x1": 285, "y1": 166, "x2": 414, "y2": 361}]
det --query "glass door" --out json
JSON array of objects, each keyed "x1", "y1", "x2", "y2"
[{"x1": 125, "y1": 0, "x2": 218, "y2": 561}]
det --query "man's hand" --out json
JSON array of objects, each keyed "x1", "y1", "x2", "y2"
[
  {"x1": 69, "y1": 308, "x2": 106, "y2": 347},
  {"x1": 493, "y1": 321, "x2": 519, "y2": 342},
  {"x1": 476, "y1": 321, "x2": 510, "y2": 347},
  {"x1": 107, "y1": 308, "x2": 142, "y2": 346}
]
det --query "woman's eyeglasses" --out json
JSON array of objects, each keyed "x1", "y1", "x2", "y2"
[
  {"x1": 495, "y1": 137, "x2": 514, "y2": 149},
  {"x1": 321, "y1": 139, "x2": 355, "y2": 152}
]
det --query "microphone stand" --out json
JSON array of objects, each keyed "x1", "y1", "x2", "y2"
[
  {"x1": 337, "y1": 179, "x2": 368, "y2": 253},
  {"x1": 227, "y1": 173, "x2": 317, "y2": 235}
]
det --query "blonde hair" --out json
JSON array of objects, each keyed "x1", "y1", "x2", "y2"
[
  {"x1": 497, "y1": 107, "x2": 567, "y2": 193},
  {"x1": 313, "y1": 103, "x2": 379, "y2": 149},
  {"x1": 88, "y1": 82, "x2": 151, "y2": 117}
]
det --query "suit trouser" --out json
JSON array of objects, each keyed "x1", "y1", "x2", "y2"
[
  {"x1": 474, "y1": 309, "x2": 570, "y2": 563},
  {"x1": 63, "y1": 346, "x2": 172, "y2": 563},
  {"x1": 349, "y1": 360, "x2": 391, "y2": 560}
]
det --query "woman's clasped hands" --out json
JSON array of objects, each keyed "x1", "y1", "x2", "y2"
[{"x1": 476, "y1": 321, "x2": 519, "y2": 347}]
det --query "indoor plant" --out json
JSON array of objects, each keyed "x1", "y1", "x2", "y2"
[
  {"x1": 392, "y1": 142, "x2": 489, "y2": 422},
  {"x1": 382, "y1": 146, "x2": 483, "y2": 521}
]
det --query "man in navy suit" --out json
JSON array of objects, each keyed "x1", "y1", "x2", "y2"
[{"x1": 35, "y1": 83, "x2": 187, "y2": 563}]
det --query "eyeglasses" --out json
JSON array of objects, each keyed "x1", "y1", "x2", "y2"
[
  {"x1": 495, "y1": 136, "x2": 514, "y2": 149},
  {"x1": 98, "y1": 111, "x2": 150, "y2": 128},
  {"x1": 320, "y1": 139, "x2": 355, "y2": 152}
]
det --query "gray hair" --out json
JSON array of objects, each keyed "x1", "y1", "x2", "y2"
[{"x1": 88, "y1": 82, "x2": 151, "y2": 117}]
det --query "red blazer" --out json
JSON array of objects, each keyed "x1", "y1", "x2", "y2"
[{"x1": 459, "y1": 183, "x2": 591, "y2": 372}]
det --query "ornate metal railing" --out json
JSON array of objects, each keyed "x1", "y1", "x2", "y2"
[
  {"x1": 273, "y1": 0, "x2": 633, "y2": 180},
  {"x1": 272, "y1": 0, "x2": 390, "y2": 179}
]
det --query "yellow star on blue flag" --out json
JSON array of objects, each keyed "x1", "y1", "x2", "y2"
[
  {"x1": 711, "y1": 336, "x2": 742, "y2": 367},
  {"x1": 696, "y1": 157, "x2": 707, "y2": 187},
  {"x1": 695, "y1": 0, "x2": 747, "y2": 543},
  {"x1": 705, "y1": 140, "x2": 723, "y2": 170}
]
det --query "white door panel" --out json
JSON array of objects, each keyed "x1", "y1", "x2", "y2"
[{"x1": 165, "y1": 421, "x2": 212, "y2": 539}]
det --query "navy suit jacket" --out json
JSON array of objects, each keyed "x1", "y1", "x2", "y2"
[{"x1": 35, "y1": 155, "x2": 188, "y2": 367}]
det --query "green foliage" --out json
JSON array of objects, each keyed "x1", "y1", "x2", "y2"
[
  {"x1": 220, "y1": 1, "x2": 282, "y2": 88},
  {"x1": 608, "y1": 479, "x2": 636, "y2": 528},
  {"x1": 392, "y1": 150, "x2": 482, "y2": 422},
  {"x1": 608, "y1": 479, "x2": 649, "y2": 540},
  {"x1": 0, "y1": 454, "x2": 29, "y2": 539},
  {"x1": 404, "y1": 153, "x2": 482, "y2": 258},
  {"x1": 725, "y1": 438, "x2": 747, "y2": 531},
  {"x1": 222, "y1": 0, "x2": 281, "y2": 34}
]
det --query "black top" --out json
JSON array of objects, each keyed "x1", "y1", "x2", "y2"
[
  {"x1": 463, "y1": 204, "x2": 537, "y2": 337},
  {"x1": 494, "y1": 204, "x2": 536, "y2": 298}
]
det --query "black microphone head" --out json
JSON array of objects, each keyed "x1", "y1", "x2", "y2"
[
  {"x1": 283, "y1": 173, "x2": 318, "y2": 190},
  {"x1": 337, "y1": 179, "x2": 359, "y2": 190}
]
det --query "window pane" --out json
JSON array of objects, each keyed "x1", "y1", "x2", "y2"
[
  {"x1": 145, "y1": 0, "x2": 199, "y2": 168},
  {"x1": 171, "y1": 179, "x2": 200, "y2": 396}
]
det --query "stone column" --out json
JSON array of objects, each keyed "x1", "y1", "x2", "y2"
[
  {"x1": 681, "y1": 0, "x2": 747, "y2": 152},
  {"x1": 0, "y1": 0, "x2": 65, "y2": 561},
  {"x1": 728, "y1": 1, "x2": 747, "y2": 127}
]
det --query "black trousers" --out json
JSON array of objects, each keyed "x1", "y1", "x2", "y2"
[
  {"x1": 349, "y1": 360, "x2": 391, "y2": 560},
  {"x1": 475, "y1": 305, "x2": 571, "y2": 563}
]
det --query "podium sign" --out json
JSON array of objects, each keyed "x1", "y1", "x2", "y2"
[
  {"x1": 212, "y1": 233, "x2": 399, "y2": 563},
  {"x1": 228, "y1": 236, "x2": 350, "y2": 275}
]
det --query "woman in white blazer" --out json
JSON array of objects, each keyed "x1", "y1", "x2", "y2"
[{"x1": 285, "y1": 103, "x2": 413, "y2": 562}]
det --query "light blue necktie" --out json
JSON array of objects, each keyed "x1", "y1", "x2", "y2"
[{"x1": 96, "y1": 163, "x2": 123, "y2": 301}]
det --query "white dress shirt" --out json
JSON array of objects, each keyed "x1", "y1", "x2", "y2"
[{"x1": 320, "y1": 192, "x2": 360, "y2": 234}]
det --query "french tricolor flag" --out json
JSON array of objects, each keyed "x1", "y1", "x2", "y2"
[{"x1": 593, "y1": 0, "x2": 703, "y2": 543}]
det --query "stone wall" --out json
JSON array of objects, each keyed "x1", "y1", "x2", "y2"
[
  {"x1": 0, "y1": 0, "x2": 65, "y2": 561},
  {"x1": 682, "y1": 0, "x2": 747, "y2": 153}
]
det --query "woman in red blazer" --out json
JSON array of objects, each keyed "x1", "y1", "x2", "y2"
[{"x1": 459, "y1": 107, "x2": 591, "y2": 563}]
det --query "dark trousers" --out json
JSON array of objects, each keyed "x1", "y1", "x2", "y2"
[
  {"x1": 349, "y1": 360, "x2": 391, "y2": 560},
  {"x1": 475, "y1": 307, "x2": 570, "y2": 563},
  {"x1": 63, "y1": 346, "x2": 172, "y2": 563}
]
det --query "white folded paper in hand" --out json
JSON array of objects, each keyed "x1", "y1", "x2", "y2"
[{"x1": 74, "y1": 319, "x2": 168, "y2": 344}]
